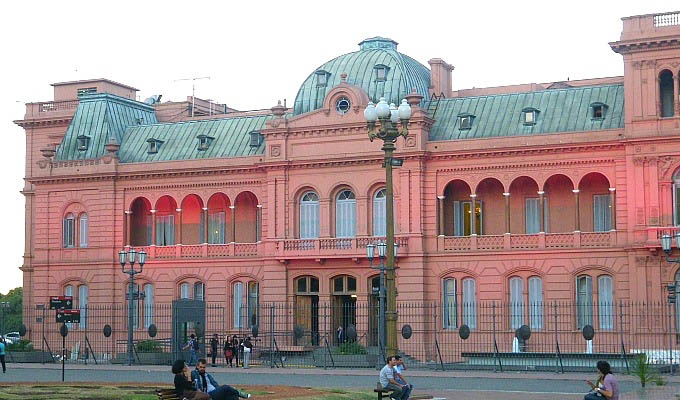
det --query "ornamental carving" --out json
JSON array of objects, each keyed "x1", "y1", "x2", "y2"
[
  {"x1": 643, "y1": 60, "x2": 656, "y2": 68},
  {"x1": 633, "y1": 157, "x2": 645, "y2": 166},
  {"x1": 270, "y1": 145, "x2": 281, "y2": 157},
  {"x1": 658, "y1": 156, "x2": 675, "y2": 179},
  {"x1": 635, "y1": 256, "x2": 648, "y2": 266},
  {"x1": 632, "y1": 61, "x2": 643, "y2": 70},
  {"x1": 405, "y1": 135, "x2": 416, "y2": 148}
]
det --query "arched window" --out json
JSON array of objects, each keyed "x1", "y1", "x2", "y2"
[
  {"x1": 336, "y1": 190, "x2": 356, "y2": 238},
  {"x1": 510, "y1": 277, "x2": 524, "y2": 329},
  {"x1": 300, "y1": 192, "x2": 319, "y2": 239},
  {"x1": 233, "y1": 282, "x2": 243, "y2": 328},
  {"x1": 660, "y1": 70, "x2": 675, "y2": 118},
  {"x1": 180, "y1": 282, "x2": 190, "y2": 299},
  {"x1": 577, "y1": 275, "x2": 593, "y2": 329},
  {"x1": 296, "y1": 276, "x2": 319, "y2": 294},
  {"x1": 78, "y1": 213, "x2": 88, "y2": 247},
  {"x1": 63, "y1": 213, "x2": 75, "y2": 248},
  {"x1": 442, "y1": 278, "x2": 457, "y2": 329},
  {"x1": 373, "y1": 189, "x2": 386, "y2": 236},
  {"x1": 528, "y1": 277, "x2": 543, "y2": 329},
  {"x1": 462, "y1": 278, "x2": 476, "y2": 329},
  {"x1": 194, "y1": 282, "x2": 205, "y2": 301},
  {"x1": 248, "y1": 281, "x2": 259, "y2": 328},
  {"x1": 598, "y1": 275, "x2": 614, "y2": 330},
  {"x1": 144, "y1": 284, "x2": 154, "y2": 329},
  {"x1": 78, "y1": 285, "x2": 88, "y2": 329}
]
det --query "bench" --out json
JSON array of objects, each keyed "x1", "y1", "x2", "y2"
[
  {"x1": 374, "y1": 387, "x2": 391, "y2": 400},
  {"x1": 156, "y1": 389, "x2": 180, "y2": 400}
]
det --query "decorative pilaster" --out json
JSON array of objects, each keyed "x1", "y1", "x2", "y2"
[
  {"x1": 503, "y1": 192, "x2": 510, "y2": 234},
  {"x1": 202, "y1": 207, "x2": 208, "y2": 244},
  {"x1": 176, "y1": 208, "x2": 182, "y2": 245},
  {"x1": 256, "y1": 204, "x2": 263, "y2": 242},
  {"x1": 470, "y1": 194, "x2": 477, "y2": 236},
  {"x1": 124, "y1": 210, "x2": 132, "y2": 247},
  {"x1": 609, "y1": 188, "x2": 616, "y2": 231},
  {"x1": 230, "y1": 205, "x2": 236, "y2": 243},
  {"x1": 150, "y1": 209, "x2": 157, "y2": 246},
  {"x1": 538, "y1": 191, "x2": 545, "y2": 233},
  {"x1": 437, "y1": 195, "x2": 445, "y2": 236},
  {"x1": 573, "y1": 189, "x2": 580, "y2": 232}
]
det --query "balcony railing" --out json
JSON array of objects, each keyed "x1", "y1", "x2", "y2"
[
  {"x1": 439, "y1": 231, "x2": 616, "y2": 252},
  {"x1": 654, "y1": 11, "x2": 680, "y2": 27},
  {"x1": 129, "y1": 243, "x2": 262, "y2": 260},
  {"x1": 277, "y1": 236, "x2": 410, "y2": 258}
]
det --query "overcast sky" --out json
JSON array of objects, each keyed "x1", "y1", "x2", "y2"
[{"x1": 0, "y1": 1, "x2": 675, "y2": 294}]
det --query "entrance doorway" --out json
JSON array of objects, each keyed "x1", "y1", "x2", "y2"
[
  {"x1": 294, "y1": 276, "x2": 319, "y2": 346},
  {"x1": 331, "y1": 275, "x2": 357, "y2": 345},
  {"x1": 369, "y1": 276, "x2": 380, "y2": 346}
]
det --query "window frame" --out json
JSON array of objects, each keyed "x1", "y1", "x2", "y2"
[
  {"x1": 335, "y1": 190, "x2": 356, "y2": 238},
  {"x1": 332, "y1": 275, "x2": 357, "y2": 295},
  {"x1": 78, "y1": 213, "x2": 88, "y2": 248},
  {"x1": 453, "y1": 200, "x2": 483, "y2": 236},
  {"x1": 300, "y1": 191, "x2": 320, "y2": 239},
  {"x1": 78, "y1": 284, "x2": 88, "y2": 329},
  {"x1": 457, "y1": 113, "x2": 475, "y2": 131},
  {"x1": 589, "y1": 102, "x2": 609, "y2": 120},
  {"x1": 521, "y1": 107, "x2": 539, "y2": 126},
  {"x1": 593, "y1": 194, "x2": 612, "y2": 232},
  {"x1": 295, "y1": 276, "x2": 320, "y2": 295},
  {"x1": 524, "y1": 197, "x2": 549, "y2": 234},
  {"x1": 143, "y1": 283, "x2": 154, "y2": 329},
  {"x1": 576, "y1": 275, "x2": 594, "y2": 329},
  {"x1": 63, "y1": 213, "x2": 76, "y2": 248},
  {"x1": 442, "y1": 278, "x2": 457, "y2": 330}
]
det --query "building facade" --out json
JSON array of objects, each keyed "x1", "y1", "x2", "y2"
[{"x1": 14, "y1": 12, "x2": 680, "y2": 359}]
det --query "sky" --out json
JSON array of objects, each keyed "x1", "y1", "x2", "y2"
[{"x1": 0, "y1": 0, "x2": 676, "y2": 294}]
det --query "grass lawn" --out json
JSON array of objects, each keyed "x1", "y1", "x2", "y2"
[{"x1": 0, "y1": 384, "x2": 376, "y2": 400}]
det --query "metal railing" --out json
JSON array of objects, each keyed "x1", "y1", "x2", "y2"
[{"x1": 654, "y1": 12, "x2": 680, "y2": 27}]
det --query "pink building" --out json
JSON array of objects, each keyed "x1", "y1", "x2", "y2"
[{"x1": 13, "y1": 12, "x2": 680, "y2": 364}]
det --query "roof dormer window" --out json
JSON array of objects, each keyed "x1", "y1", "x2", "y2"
[
  {"x1": 77, "y1": 135, "x2": 90, "y2": 151},
  {"x1": 590, "y1": 102, "x2": 608, "y2": 120},
  {"x1": 146, "y1": 138, "x2": 163, "y2": 154},
  {"x1": 249, "y1": 131, "x2": 263, "y2": 147},
  {"x1": 374, "y1": 64, "x2": 390, "y2": 82},
  {"x1": 457, "y1": 113, "x2": 475, "y2": 130},
  {"x1": 77, "y1": 87, "x2": 97, "y2": 97},
  {"x1": 316, "y1": 70, "x2": 331, "y2": 87},
  {"x1": 522, "y1": 107, "x2": 539, "y2": 126},
  {"x1": 196, "y1": 134, "x2": 214, "y2": 151}
]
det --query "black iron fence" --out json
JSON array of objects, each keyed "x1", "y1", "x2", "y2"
[{"x1": 11, "y1": 300, "x2": 680, "y2": 372}]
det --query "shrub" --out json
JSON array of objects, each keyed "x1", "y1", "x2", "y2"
[
  {"x1": 7, "y1": 339, "x2": 33, "y2": 352},
  {"x1": 631, "y1": 353, "x2": 663, "y2": 388},
  {"x1": 136, "y1": 339, "x2": 162, "y2": 353},
  {"x1": 335, "y1": 341, "x2": 367, "y2": 355}
]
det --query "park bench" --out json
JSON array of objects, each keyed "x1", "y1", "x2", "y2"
[
  {"x1": 374, "y1": 385, "x2": 391, "y2": 400},
  {"x1": 156, "y1": 388, "x2": 180, "y2": 400}
]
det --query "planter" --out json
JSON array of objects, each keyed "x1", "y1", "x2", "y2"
[
  {"x1": 112, "y1": 352, "x2": 173, "y2": 365},
  {"x1": 7, "y1": 351, "x2": 55, "y2": 363}
]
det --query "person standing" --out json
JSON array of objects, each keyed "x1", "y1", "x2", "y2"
[
  {"x1": 393, "y1": 355, "x2": 412, "y2": 399},
  {"x1": 231, "y1": 335, "x2": 240, "y2": 367},
  {"x1": 210, "y1": 334, "x2": 219, "y2": 367},
  {"x1": 0, "y1": 337, "x2": 6, "y2": 373},
  {"x1": 585, "y1": 360, "x2": 619, "y2": 400},
  {"x1": 242, "y1": 337, "x2": 253, "y2": 369},
  {"x1": 183, "y1": 334, "x2": 199, "y2": 366},
  {"x1": 192, "y1": 359, "x2": 251, "y2": 399},
  {"x1": 379, "y1": 356, "x2": 408, "y2": 400},
  {"x1": 337, "y1": 326, "x2": 344, "y2": 345},
  {"x1": 223, "y1": 336, "x2": 234, "y2": 367}
]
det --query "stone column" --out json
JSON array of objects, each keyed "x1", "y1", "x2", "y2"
[
  {"x1": 150, "y1": 209, "x2": 157, "y2": 245},
  {"x1": 230, "y1": 205, "x2": 236, "y2": 243},
  {"x1": 503, "y1": 192, "x2": 511, "y2": 234},
  {"x1": 609, "y1": 188, "x2": 616, "y2": 231},
  {"x1": 124, "y1": 211, "x2": 131, "y2": 246},
  {"x1": 256, "y1": 204, "x2": 263, "y2": 242},
  {"x1": 538, "y1": 191, "x2": 545, "y2": 233},
  {"x1": 573, "y1": 189, "x2": 580, "y2": 232},
  {"x1": 176, "y1": 208, "x2": 182, "y2": 245},
  {"x1": 202, "y1": 207, "x2": 209, "y2": 244},
  {"x1": 437, "y1": 195, "x2": 445, "y2": 236},
  {"x1": 470, "y1": 193, "x2": 477, "y2": 236},
  {"x1": 674, "y1": 74, "x2": 680, "y2": 116}
]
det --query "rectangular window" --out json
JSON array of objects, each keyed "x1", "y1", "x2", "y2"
[
  {"x1": 78, "y1": 285, "x2": 88, "y2": 329},
  {"x1": 300, "y1": 202, "x2": 319, "y2": 239},
  {"x1": 453, "y1": 201, "x2": 482, "y2": 236},
  {"x1": 376, "y1": 68, "x2": 386, "y2": 81},
  {"x1": 443, "y1": 279, "x2": 457, "y2": 329},
  {"x1": 510, "y1": 277, "x2": 524, "y2": 329},
  {"x1": 598, "y1": 276, "x2": 614, "y2": 330},
  {"x1": 577, "y1": 276, "x2": 593, "y2": 329},
  {"x1": 525, "y1": 198, "x2": 549, "y2": 234},
  {"x1": 194, "y1": 282, "x2": 204, "y2": 301},
  {"x1": 156, "y1": 215, "x2": 175, "y2": 246},
  {"x1": 180, "y1": 283, "x2": 190, "y2": 299},
  {"x1": 593, "y1": 194, "x2": 611, "y2": 232},
  {"x1": 63, "y1": 218, "x2": 75, "y2": 248},
  {"x1": 524, "y1": 111, "x2": 534, "y2": 124},
  {"x1": 528, "y1": 277, "x2": 543, "y2": 329},
  {"x1": 248, "y1": 282, "x2": 259, "y2": 328},
  {"x1": 233, "y1": 283, "x2": 243, "y2": 328},
  {"x1": 79, "y1": 215, "x2": 88, "y2": 247},
  {"x1": 336, "y1": 201, "x2": 356, "y2": 238},
  {"x1": 208, "y1": 212, "x2": 226, "y2": 244},
  {"x1": 462, "y1": 279, "x2": 477, "y2": 329},
  {"x1": 77, "y1": 87, "x2": 97, "y2": 97},
  {"x1": 144, "y1": 284, "x2": 154, "y2": 329}
]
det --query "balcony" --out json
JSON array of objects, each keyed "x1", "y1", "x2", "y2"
[
  {"x1": 438, "y1": 231, "x2": 616, "y2": 253},
  {"x1": 276, "y1": 236, "x2": 410, "y2": 259},
  {"x1": 131, "y1": 243, "x2": 262, "y2": 260}
]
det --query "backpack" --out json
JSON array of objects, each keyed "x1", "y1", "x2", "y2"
[{"x1": 192, "y1": 339, "x2": 199, "y2": 351}]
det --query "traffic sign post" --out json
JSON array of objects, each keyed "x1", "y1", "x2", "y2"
[
  {"x1": 50, "y1": 295, "x2": 74, "y2": 381},
  {"x1": 56, "y1": 309, "x2": 80, "y2": 324},
  {"x1": 50, "y1": 296, "x2": 73, "y2": 310}
]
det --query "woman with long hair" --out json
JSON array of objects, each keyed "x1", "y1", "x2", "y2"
[
  {"x1": 231, "y1": 335, "x2": 240, "y2": 367},
  {"x1": 584, "y1": 360, "x2": 619, "y2": 400},
  {"x1": 224, "y1": 335, "x2": 235, "y2": 367},
  {"x1": 171, "y1": 359, "x2": 209, "y2": 400}
]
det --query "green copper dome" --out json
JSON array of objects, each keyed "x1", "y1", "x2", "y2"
[{"x1": 293, "y1": 37, "x2": 430, "y2": 115}]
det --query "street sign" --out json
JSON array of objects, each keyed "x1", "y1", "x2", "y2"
[
  {"x1": 50, "y1": 296, "x2": 73, "y2": 310},
  {"x1": 56, "y1": 309, "x2": 80, "y2": 323}
]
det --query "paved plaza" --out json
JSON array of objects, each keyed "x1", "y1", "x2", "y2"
[{"x1": 1, "y1": 364, "x2": 679, "y2": 399}]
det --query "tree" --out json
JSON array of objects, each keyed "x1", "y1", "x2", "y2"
[{"x1": 0, "y1": 287, "x2": 22, "y2": 334}]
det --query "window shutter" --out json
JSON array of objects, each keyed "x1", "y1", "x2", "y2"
[
  {"x1": 598, "y1": 276, "x2": 613, "y2": 330},
  {"x1": 510, "y1": 277, "x2": 524, "y2": 329},
  {"x1": 525, "y1": 198, "x2": 539, "y2": 234},
  {"x1": 79, "y1": 214, "x2": 88, "y2": 247},
  {"x1": 144, "y1": 284, "x2": 154, "y2": 329},
  {"x1": 528, "y1": 277, "x2": 543, "y2": 329},
  {"x1": 155, "y1": 216, "x2": 164, "y2": 246},
  {"x1": 577, "y1": 276, "x2": 593, "y2": 328},
  {"x1": 543, "y1": 198, "x2": 549, "y2": 233},
  {"x1": 233, "y1": 283, "x2": 243, "y2": 328},
  {"x1": 593, "y1": 195, "x2": 611, "y2": 232},
  {"x1": 462, "y1": 278, "x2": 477, "y2": 329},
  {"x1": 443, "y1": 279, "x2": 457, "y2": 329},
  {"x1": 63, "y1": 218, "x2": 69, "y2": 247},
  {"x1": 453, "y1": 201, "x2": 462, "y2": 236}
]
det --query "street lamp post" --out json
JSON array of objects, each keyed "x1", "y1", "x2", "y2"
[
  {"x1": 661, "y1": 233, "x2": 680, "y2": 373},
  {"x1": 366, "y1": 241, "x2": 399, "y2": 364},
  {"x1": 119, "y1": 248, "x2": 146, "y2": 366},
  {"x1": 364, "y1": 97, "x2": 411, "y2": 357}
]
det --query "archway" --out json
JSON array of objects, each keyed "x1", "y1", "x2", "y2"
[
  {"x1": 181, "y1": 194, "x2": 203, "y2": 245},
  {"x1": 509, "y1": 176, "x2": 540, "y2": 234},
  {"x1": 442, "y1": 180, "x2": 473, "y2": 236},
  {"x1": 578, "y1": 173, "x2": 612, "y2": 232},
  {"x1": 130, "y1": 197, "x2": 151, "y2": 246},
  {"x1": 544, "y1": 174, "x2": 575, "y2": 233},
  {"x1": 234, "y1": 192, "x2": 258, "y2": 243}
]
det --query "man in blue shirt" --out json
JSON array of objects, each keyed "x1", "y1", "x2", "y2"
[
  {"x1": 192, "y1": 359, "x2": 251, "y2": 399},
  {"x1": 0, "y1": 337, "x2": 6, "y2": 373}
]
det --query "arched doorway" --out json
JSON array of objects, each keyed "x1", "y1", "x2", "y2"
[
  {"x1": 130, "y1": 197, "x2": 151, "y2": 246},
  {"x1": 331, "y1": 275, "x2": 357, "y2": 345},
  {"x1": 294, "y1": 276, "x2": 319, "y2": 346}
]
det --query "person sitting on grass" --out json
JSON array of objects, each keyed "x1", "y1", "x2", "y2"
[
  {"x1": 379, "y1": 356, "x2": 408, "y2": 400},
  {"x1": 172, "y1": 359, "x2": 209, "y2": 400},
  {"x1": 192, "y1": 358, "x2": 251, "y2": 399},
  {"x1": 584, "y1": 360, "x2": 619, "y2": 400}
]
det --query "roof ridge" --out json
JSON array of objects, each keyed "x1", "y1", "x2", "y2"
[
  {"x1": 79, "y1": 92, "x2": 155, "y2": 111},
  {"x1": 128, "y1": 114, "x2": 273, "y2": 129},
  {"x1": 437, "y1": 83, "x2": 624, "y2": 102}
]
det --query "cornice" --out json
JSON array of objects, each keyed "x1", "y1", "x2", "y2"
[
  {"x1": 436, "y1": 158, "x2": 615, "y2": 174},
  {"x1": 14, "y1": 117, "x2": 73, "y2": 128},
  {"x1": 609, "y1": 36, "x2": 680, "y2": 54},
  {"x1": 125, "y1": 179, "x2": 263, "y2": 192},
  {"x1": 431, "y1": 142, "x2": 623, "y2": 161},
  {"x1": 264, "y1": 117, "x2": 433, "y2": 139}
]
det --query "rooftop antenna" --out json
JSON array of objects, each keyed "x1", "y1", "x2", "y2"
[{"x1": 174, "y1": 76, "x2": 210, "y2": 117}]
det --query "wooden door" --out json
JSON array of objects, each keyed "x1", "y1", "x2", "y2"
[{"x1": 295, "y1": 296, "x2": 312, "y2": 346}]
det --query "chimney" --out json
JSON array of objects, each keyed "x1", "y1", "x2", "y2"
[{"x1": 428, "y1": 58, "x2": 454, "y2": 98}]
